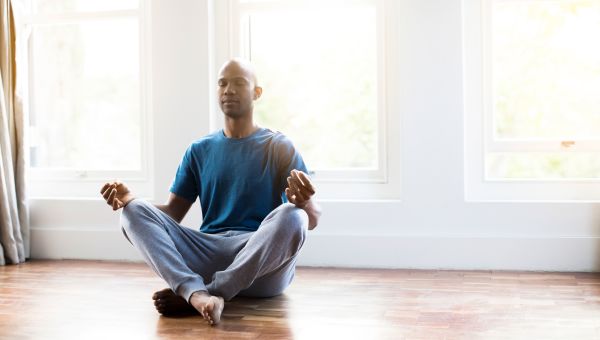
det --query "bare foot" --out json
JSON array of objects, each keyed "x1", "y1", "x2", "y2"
[
  {"x1": 152, "y1": 288, "x2": 197, "y2": 316},
  {"x1": 189, "y1": 291, "x2": 225, "y2": 325}
]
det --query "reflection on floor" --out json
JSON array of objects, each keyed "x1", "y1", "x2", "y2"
[{"x1": 1, "y1": 260, "x2": 600, "y2": 339}]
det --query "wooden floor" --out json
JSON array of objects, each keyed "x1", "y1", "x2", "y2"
[{"x1": 2, "y1": 261, "x2": 600, "y2": 340}]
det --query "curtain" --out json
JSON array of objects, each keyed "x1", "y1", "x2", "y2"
[{"x1": 0, "y1": 0, "x2": 29, "y2": 265}]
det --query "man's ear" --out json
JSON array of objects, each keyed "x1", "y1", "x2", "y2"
[{"x1": 254, "y1": 86, "x2": 263, "y2": 100}]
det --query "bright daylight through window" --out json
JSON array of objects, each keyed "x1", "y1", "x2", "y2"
[
  {"x1": 27, "y1": 0, "x2": 141, "y2": 172},
  {"x1": 238, "y1": 1, "x2": 379, "y2": 172},
  {"x1": 486, "y1": 0, "x2": 600, "y2": 180}
]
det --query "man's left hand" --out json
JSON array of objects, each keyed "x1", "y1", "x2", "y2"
[{"x1": 285, "y1": 169, "x2": 316, "y2": 208}]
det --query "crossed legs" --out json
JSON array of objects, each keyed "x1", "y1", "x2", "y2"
[{"x1": 120, "y1": 200, "x2": 307, "y2": 324}]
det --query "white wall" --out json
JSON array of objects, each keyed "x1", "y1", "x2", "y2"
[{"x1": 30, "y1": 0, "x2": 600, "y2": 271}]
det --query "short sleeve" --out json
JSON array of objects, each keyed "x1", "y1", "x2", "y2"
[
  {"x1": 283, "y1": 147, "x2": 308, "y2": 176},
  {"x1": 275, "y1": 134, "x2": 308, "y2": 197},
  {"x1": 169, "y1": 145, "x2": 200, "y2": 203}
]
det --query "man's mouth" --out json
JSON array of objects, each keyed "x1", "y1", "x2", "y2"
[{"x1": 222, "y1": 98, "x2": 239, "y2": 104}]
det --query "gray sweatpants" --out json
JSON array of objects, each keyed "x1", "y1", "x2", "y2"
[{"x1": 120, "y1": 199, "x2": 308, "y2": 302}]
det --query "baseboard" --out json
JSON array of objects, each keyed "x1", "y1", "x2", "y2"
[
  {"x1": 30, "y1": 228, "x2": 600, "y2": 271},
  {"x1": 31, "y1": 228, "x2": 144, "y2": 262}
]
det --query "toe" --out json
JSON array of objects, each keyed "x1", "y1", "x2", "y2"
[{"x1": 153, "y1": 288, "x2": 172, "y2": 300}]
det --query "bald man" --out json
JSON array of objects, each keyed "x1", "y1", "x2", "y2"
[{"x1": 100, "y1": 59, "x2": 322, "y2": 325}]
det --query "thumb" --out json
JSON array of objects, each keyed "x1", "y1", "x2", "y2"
[
  {"x1": 285, "y1": 188, "x2": 295, "y2": 204},
  {"x1": 112, "y1": 198, "x2": 121, "y2": 211}
]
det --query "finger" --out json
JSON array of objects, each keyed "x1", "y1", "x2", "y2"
[
  {"x1": 107, "y1": 188, "x2": 117, "y2": 205},
  {"x1": 290, "y1": 171, "x2": 303, "y2": 191},
  {"x1": 297, "y1": 190, "x2": 309, "y2": 202},
  {"x1": 291, "y1": 178, "x2": 313, "y2": 199},
  {"x1": 291, "y1": 170, "x2": 313, "y2": 196},
  {"x1": 101, "y1": 183, "x2": 114, "y2": 198},
  {"x1": 292, "y1": 177, "x2": 311, "y2": 198},
  {"x1": 285, "y1": 188, "x2": 296, "y2": 204},
  {"x1": 103, "y1": 184, "x2": 116, "y2": 200},
  {"x1": 290, "y1": 179, "x2": 309, "y2": 201},
  {"x1": 290, "y1": 171, "x2": 303, "y2": 184},
  {"x1": 289, "y1": 176, "x2": 302, "y2": 192},
  {"x1": 296, "y1": 171, "x2": 316, "y2": 194},
  {"x1": 289, "y1": 175, "x2": 312, "y2": 202},
  {"x1": 287, "y1": 177, "x2": 298, "y2": 193},
  {"x1": 293, "y1": 171, "x2": 315, "y2": 195},
  {"x1": 113, "y1": 198, "x2": 121, "y2": 211},
  {"x1": 106, "y1": 188, "x2": 115, "y2": 205},
  {"x1": 285, "y1": 187, "x2": 293, "y2": 201},
  {"x1": 100, "y1": 182, "x2": 111, "y2": 195},
  {"x1": 294, "y1": 192, "x2": 307, "y2": 203}
]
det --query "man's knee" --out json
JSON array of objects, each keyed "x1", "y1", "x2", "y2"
[
  {"x1": 120, "y1": 199, "x2": 153, "y2": 235},
  {"x1": 274, "y1": 203, "x2": 308, "y2": 244}
]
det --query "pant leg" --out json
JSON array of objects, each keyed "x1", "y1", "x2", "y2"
[
  {"x1": 206, "y1": 203, "x2": 308, "y2": 301},
  {"x1": 236, "y1": 257, "x2": 298, "y2": 298},
  {"x1": 120, "y1": 199, "x2": 247, "y2": 302}
]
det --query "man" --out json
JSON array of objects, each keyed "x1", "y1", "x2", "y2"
[{"x1": 100, "y1": 59, "x2": 321, "y2": 325}]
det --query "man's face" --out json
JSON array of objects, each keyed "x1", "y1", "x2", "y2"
[{"x1": 217, "y1": 63, "x2": 260, "y2": 118}]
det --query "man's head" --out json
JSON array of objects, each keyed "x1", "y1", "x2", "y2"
[{"x1": 217, "y1": 58, "x2": 262, "y2": 118}]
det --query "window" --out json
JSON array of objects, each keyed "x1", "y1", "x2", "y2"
[
  {"x1": 22, "y1": 0, "x2": 152, "y2": 197},
  {"x1": 464, "y1": 0, "x2": 600, "y2": 201},
  {"x1": 212, "y1": 0, "x2": 401, "y2": 199}
]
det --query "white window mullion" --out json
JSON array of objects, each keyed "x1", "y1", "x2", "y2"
[
  {"x1": 376, "y1": 0, "x2": 388, "y2": 184},
  {"x1": 482, "y1": 0, "x2": 495, "y2": 161},
  {"x1": 25, "y1": 9, "x2": 140, "y2": 26},
  {"x1": 138, "y1": 0, "x2": 153, "y2": 199},
  {"x1": 488, "y1": 140, "x2": 600, "y2": 153}
]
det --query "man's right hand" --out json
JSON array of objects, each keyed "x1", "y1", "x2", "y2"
[{"x1": 100, "y1": 181, "x2": 135, "y2": 211}]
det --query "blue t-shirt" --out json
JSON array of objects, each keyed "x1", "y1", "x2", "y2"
[{"x1": 169, "y1": 127, "x2": 308, "y2": 234}]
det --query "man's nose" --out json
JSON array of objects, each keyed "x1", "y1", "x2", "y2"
[{"x1": 224, "y1": 83, "x2": 235, "y2": 94}]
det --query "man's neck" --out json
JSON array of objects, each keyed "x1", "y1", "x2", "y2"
[{"x1": 223, "y1": 115, "x2": 258, "y2": 139}]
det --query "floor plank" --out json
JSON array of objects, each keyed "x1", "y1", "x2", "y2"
[{"x1": 1, "y1": 260, "x2": 600, "y2": 339}]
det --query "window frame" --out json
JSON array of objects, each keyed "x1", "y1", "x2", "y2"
[
  {"x1": 210, "y1": 0, "x2": 401, "y2": 199},
  {"x1": 463, "y1": 0, "x2": 600, "y2": 202},
  {"x1": 23, "y1": 1, "x2": 154, "y2": 198}
]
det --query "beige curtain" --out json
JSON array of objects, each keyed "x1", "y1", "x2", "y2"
[{"x1": 0, "y1": 0, "x2": 29, "y2": 265}]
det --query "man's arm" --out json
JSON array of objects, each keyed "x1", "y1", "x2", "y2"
[
  {"x1": 155, "y1": 193, "x2": 194, "y2": 223},
  {"x1": 298, "y1": 197, "x2": 321, "y2": 230},
  {"x1": 285, "y1": 170, "x2": 322, "y2": 230},
  {"x1": 100, "y1": 182, "x2": 193, "y2": 223}
]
